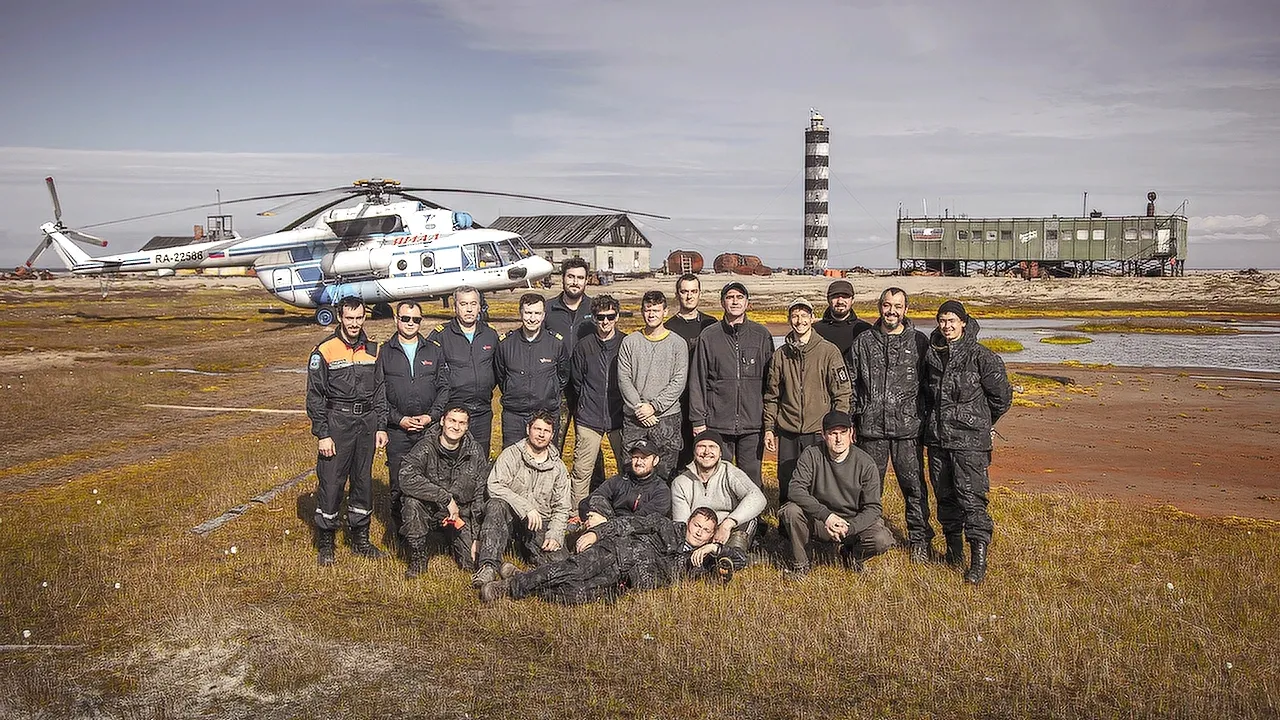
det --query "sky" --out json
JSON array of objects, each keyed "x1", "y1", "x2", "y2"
[{"x1": 2, "y1": 0, "x2": 1278, "y2": 269}]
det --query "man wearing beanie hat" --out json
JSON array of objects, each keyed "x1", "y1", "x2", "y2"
[
  {"x1": 670, "y1": 429, "x2": 767, "y2": 553},
  {"x1": 779, "y1": 410, "x2": 894, "y2": 578},
  {"x1": 687, "y1": 281, "x2": 774, "y2": 489},
  {"x1": 922, "y1": 299, "x2": 1012, "y2": 585},
  {"x1": 814, "y1": 279, "x2": 872, "y2": 357},
  {"x1": 763, "y1": 295, "x2": 852, "y2": 505},
  {"x1": 849, "y1": 287, "x2": 933, "y2": 563}
]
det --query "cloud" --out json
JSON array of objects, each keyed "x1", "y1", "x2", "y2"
[{"x1": 1188, "y1": 215, "x2": 1280, "y2": 244}]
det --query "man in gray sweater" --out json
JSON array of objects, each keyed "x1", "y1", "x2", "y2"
[
  {"x1": 670, "y1": 430, "x2": 767, "y2": 553},
  {"x1": 617, "y1": 290, "x2": 689, "y2": 482},
  {"x1": 780, "y1": 410, "x2": 895, "y2": 577}
]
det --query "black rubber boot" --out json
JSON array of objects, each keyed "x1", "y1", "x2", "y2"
[
  {"x1": 404, "y1": 542, "x2": 429, "y2": 579},
  {"x1": 349, "y1": 525, "x2": 388, "y2": 560},
  {"x1": 944, "y1": 535, "x2": 965, "y2": 567},
  {"x1": 315, "y1": 528, "x2": 336, "y2": 567},
  {"x1": 909, "y1": 542, "x2": 930, "y2": 564},
  {"x1": 963, "y1": 541, "x2": 989, "y2": 585}
]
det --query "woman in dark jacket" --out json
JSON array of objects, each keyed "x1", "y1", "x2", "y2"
[{"x1": 923, "y1": 301, "x2": 1012, "y2": 584}]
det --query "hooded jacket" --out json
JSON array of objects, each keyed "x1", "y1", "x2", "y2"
[
  {"x1": 813, "y1": 309, "x2": 873, "y2": 357},
  {"x1": 399, "y1": 424, "x2": 490, "y2": 522},
  {"x1": 580, "y1": 466, "x2": 672, "y2": 521},
  {"x1": 688, "y1": 318, "x2": 773, "y2": 433},
  {"x1": 921, "y1": 318, "x2": 1013, "y2": 450},
  {"x1": 848, "y1": 317, "x2": 929, "y2": 440},
  {"x1": 763, "y1": 332, "x2": 851, "y2": 435},
  {"x1": 487, "y1": 439, "x2": 572, "y2": 546}
]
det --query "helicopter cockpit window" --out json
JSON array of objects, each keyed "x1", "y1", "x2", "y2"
[
  {"x1": 465, "y1": 242, "x2": 502, "y2": 268},
  {"x1": 328, "y1": 215, "x2": 404, "y2": 238},
  {"x1": 497, "y1": 240, "x2": 522, "y2": 264}
]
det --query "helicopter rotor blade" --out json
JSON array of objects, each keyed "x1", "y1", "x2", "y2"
[
  {"x1": 80, "y1": 187, "x2": 356, "y2": 229},
  {"x1": 257, "y1": 189, "x2": 352, "y2": 218},
  {"x1": 45, "y1": 177, "x2": 64, "y2": 224},
  {"x1": 65, "y1": 229, "x2": 110, "y2": 248},
  {"x1": 277, "y1": 193, "x2": 362, "y2": 232},
  {"x1": 26, "y1": 236, "x2": 52, "y2": 267},
  {"x1": 393, "y1": 192, "x2": 450, "y2": 210},
  {"x1": 398, "y1": 187, "x2": 670, "y2": 220}
]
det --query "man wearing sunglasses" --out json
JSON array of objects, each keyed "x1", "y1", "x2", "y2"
[
  {"x1": 376, "y1": 301, "x2": 451, "y2": 547},
  {"x1": 568, "y1": 295, "x2": 626, "y2": 508}
]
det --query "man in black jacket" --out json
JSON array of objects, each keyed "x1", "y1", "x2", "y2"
[
  {"x1": 814, "y1": 279, "x2": 872, "y2": 357},
  {"x1": 779, "y1": 411, "x2": 895, "y2": 578},
  {"x1": 577, "y1": 439, "x2": 672, "y2": 531},
  {"x1": 545, "y1": 258, "x2": 594, "y2": 454},
  {"x1": 687, "y1": 282, "x2": 773, "y2": 488},
  {"x1": 496, "y1": 293, "x2": 570, "y2": 448},
  {"x1": 479, "y1": 508, "x2": 745, "y2": 604},
  {"x1": 848, "y1": 288, "x2": 933, "y2": 563},
  {"x1": 427, "y1": 286, "x2": 501, "y2": 458},
  {"x1": 665, "y1": 273, "x2": 717, "y2": 469},
  {"x1": 398, "y1": 406, "x2": 490, "y2": 578},
  {"x1": 376, "y1": 301, "x2": 450, "y2": 545},
  {"x1": 923, "y1": 300, "x2": 1013, "y2": 585},
  {"x1": 569, "y1": 295, "x2": 625, "y2": 507}
]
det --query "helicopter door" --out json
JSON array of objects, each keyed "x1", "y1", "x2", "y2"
[{"x1": 271, "y1": 267, "x2": 292, "y2": 292}]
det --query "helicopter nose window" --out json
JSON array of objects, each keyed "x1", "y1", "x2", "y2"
[{"x1": 498, "y1": 240, "x2": 523, "y2": 264}]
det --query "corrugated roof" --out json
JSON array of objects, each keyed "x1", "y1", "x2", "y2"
[
  {"x1": 140, "y1": 235, "x2": 202, "y2": 251},
  {"x1": 489, "y1": 214, "x2": 652, "y2": 248}
]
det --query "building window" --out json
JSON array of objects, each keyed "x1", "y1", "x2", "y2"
[
  {"x1": 1092, "y1": 229, "x2": 1105, "y2": 241},
  {"x1": 1046, "y1": 229, "x2": 1059, "y2": 241},
  {"x1": 1123, "y1": 228, "x2": 1138, "y2": 240},
  {"x1": 1140, "y1": 229, "x2": 1154, "y2": 241},
  {"x1": 986, "y1": 230, "x2": 997, "y2": 242},
  {"x1": 634, "y1": 251, "x2": 641, "y2": 264},
  {"x1": 1076, "y1": 229, "x2": 1089, "y2": 241},
  {"x1": 560, "y1": 248, "x2": 569, "y2": 256},
  {"x1": 1000, "y1": 230, "x2": 1013, "y2": 241},
  {"x1": 958, "y1": 230, "x2": 969, "y2": 240}
]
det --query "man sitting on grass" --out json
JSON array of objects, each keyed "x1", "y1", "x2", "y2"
[
  {"x1": 478, "y1": 507, "x2": 746, "y2": 604},
  {"x1": 576, "y1": 439, "x2": 672, "y2": 530},
  {"x1": 670, "y1": 430, "x2": 766, "y2": 554}
]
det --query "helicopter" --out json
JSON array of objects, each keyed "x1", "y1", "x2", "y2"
[{"x1": 32, "y1": 177, "x2": 667, "y2": 325}]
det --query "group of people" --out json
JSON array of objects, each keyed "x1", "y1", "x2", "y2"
[{"x1": 303, "y1": 258, "x2": 1013, "y2": 604}]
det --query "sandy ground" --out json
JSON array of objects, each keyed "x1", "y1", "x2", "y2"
[{"x1": 0, "y1": 274, "x2": 1277, "y2": 521}]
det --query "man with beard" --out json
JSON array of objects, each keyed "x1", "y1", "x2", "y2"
[
  {"x1": 376, "y1": 301, "x2": 450, "y2": 544},
  {"x1": 687, "y1": 282, "x2": 772, "y2": 489},
  {"x1": 545, "y1": 258, "x2": 594, "y2": 453},
  {"x1": 577, "y1": 439, "x2": 671, "y2": 530},
  {"x1": 398, "y1": 406, "x2": 489, "y2": 578},
  {"x1": 472, "y1": 411, "x2": 571, "y2": 586},
  {"x1": 477, "y1": 507, "x2": 745, "y2": 604},
  {"x1": 428, "y1": 286, "x2": 500, "y2": 457},
  {"x1": 617, "y1": 291, "x2": 689, "y2": 482},
  {"x1": 813, "y1": 279, "x2": 872, "y2": 357},
  {"x1": 849, "y1": 287, "x2": 933, "y2": 563},
  {"x1": 763, "y1": 297, "x2": 852, "y2": 505},
  {"x1": 670, "y1": 430, "x2": 767, "y2": 553},
  {"x1": 305, "y1": 296, "x2": 389, "y2": 565},
  {"x1": 665, "y1": 273, "x2": 717, "y2": 469},
  {"x1": 779, "y1": 411, "x2": 895, "y2": 579},
  {"x1": 923, "y1": 301, "x2": 1012, "y2": 584},
  {"x1": 496, "y1": 294, "x2": 570, "y2": 449}
]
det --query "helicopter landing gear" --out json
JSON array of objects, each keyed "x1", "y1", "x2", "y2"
[
  {"x1": 371, "y1": 302, "x2": 393, "y2": 319},
  {"x1": 315, "y1": 305, "x2": 336, "y2": 327}
]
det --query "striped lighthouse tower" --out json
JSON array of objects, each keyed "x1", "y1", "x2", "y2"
[{"x1": 804, "y1": 109, "x2": 829, "y2": 271}]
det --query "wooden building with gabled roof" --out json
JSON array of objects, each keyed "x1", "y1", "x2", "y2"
[{"x1": 488, "y1": 214, "x2": 652, "y2": 275}]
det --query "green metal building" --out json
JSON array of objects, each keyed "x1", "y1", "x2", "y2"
[{"x1": 896, "y1": 194, "x2": 1188, "y2": 276}]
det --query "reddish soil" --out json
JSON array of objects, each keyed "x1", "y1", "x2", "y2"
[{"x1": 995, "y1": 364, "x2": 1280, "y2": 520}]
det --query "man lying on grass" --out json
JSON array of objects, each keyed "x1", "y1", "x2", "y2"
[{"x1": 477, "y1": 507, "x2": 746, "y2": 604}]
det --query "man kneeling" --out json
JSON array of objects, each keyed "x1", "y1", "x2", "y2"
[
  {"x1": 398, "y1": 406, "x2": 490, "y2": 578},
  {"x1": 780, "y1": 411, "x2": 895, "y2": 578},
  {"x1": 478, "y1": 508, "x2": 745, "y2": 604},
  {"x1": 472, "y1": 411, "x2": 572, "y2": 586}
]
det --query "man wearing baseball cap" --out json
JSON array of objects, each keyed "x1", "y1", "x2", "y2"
[
  {"x1": 575, "y1": 439, "x2": 672, "y2": 539},
  {"x1": 687, "y1": 281, "x2": 774, "y2": 489},
  {"x1": 813, "y1": 279, "x2": 872, "y2": 357},
  {"x1": 779, "y1": 410, "x2": 894, "y2": 578}
]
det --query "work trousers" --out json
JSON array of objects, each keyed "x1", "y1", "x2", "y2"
[
  {"x1": 385, "y1": 426, "x2": 426, "y2": 535},
  {"x1": 776, "y1": 429, "x2": 823, "y2": 505},
  {"x1": 509, "y1": 540, "x2": 625, "y2": 605},
  {"x1": 570, "y1": 424, "x2": 623, "y2": 508},
  {"x1": 621, "y1": 414, "x2": 683, "y2": 482},
  {"x1": 476, "y1": 497, "x2": 569, "y2": 570},
  {"x1": 857, "y1": 436, "x2": 934, "y2": 545},
  {"x1": 723, "y1": 517, "x2": 759, "y2": 554},
  {"x1": 927, "y1": 447, "x2": 994, "y2": 546},
  {"x1": 779, "y1": 502, "x2": 895, "y2": 570},
  {"x1": 467, "y1": 406, "x2": 494, "y2": 460},
  {"x1": 719, "y1": 431, "x2": 764, "y2": 490},
  {"x1": 313, "y1": 409, "x2": 379, "y2": 531},
  {"x1": 500, "y1": 407, "x2": 561, "y2": 451},
  {"x1": 400, "y1": 497, "x2": 478, "y2": 571}
]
